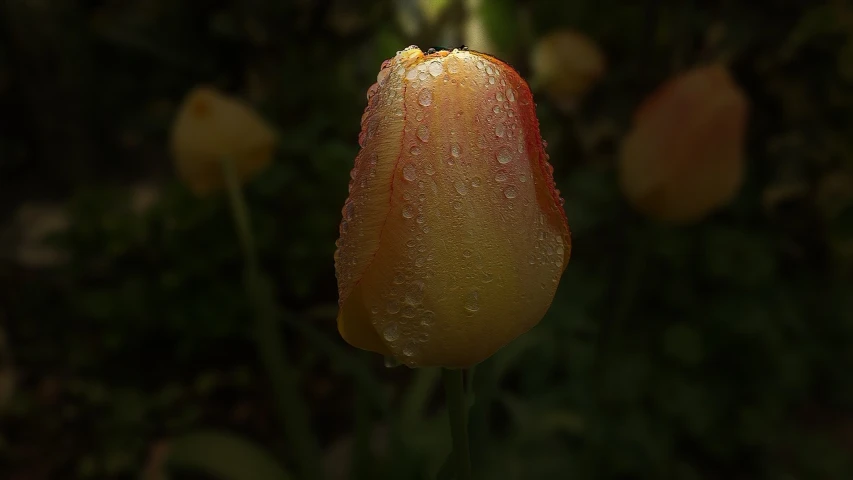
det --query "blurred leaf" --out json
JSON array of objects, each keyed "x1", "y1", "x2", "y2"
[{"x1": 161, "y1": 430, "x2": 292, "y2": 480}]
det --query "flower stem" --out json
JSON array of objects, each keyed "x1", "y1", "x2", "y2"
[
  {"x1": 442, "y1": 368, "x2": 472, "y2": 480},
  {"x1": 220, "y1": 157, "x2": 323, "y2": 480}
]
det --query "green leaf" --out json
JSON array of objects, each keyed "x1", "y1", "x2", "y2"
[{"x1": 163, "y1": 430, "x2": 292, "y2": 480}]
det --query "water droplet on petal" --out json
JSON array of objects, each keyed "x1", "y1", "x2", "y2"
[
  {"x1": 409, "y1": 145, "x2": 421, "y2": 155},
  {"x1": 519, "y1": 174, "x2": 527, "y2": 183},
  {"x1": 383, "y1": 323, "x2": 400, "y2": 341},
  {"x1": 464, "y1": 290, "x2": 480, "y2": 313},
  {"x1": 403, "y1": 163, "x2": 417, "y2": 181},
  {"x1": 471, "y1": 176, "x2": 482, "y2": 187},
  {"x1": 402, "y1": 342, "x2": 417, "y2": 357},
  {"x1": 451, "y1": 142, "x2": 461, "y2": 158},
  {"x1": 402, "y1": 203, "x2": 414, "y2": 218},
  {"x1": 504, "y1": 185, "x2": 519, "y2": 198},
  {"x1": 387, "y1": 300, "x2": 401, "y2": 314},
  {"x1": 496, "y1": 91, "x2": 505, "y2": 102},
  {"x1": 417, "y1": 124, "x2": 430, "y2": 142},
  {"x1": 455, "y1": 181, "x2": 468, "y2": 195},
  {"x1": 424, "y1": 162, "x2": 435, "y2": 175},
  {"x1": 506, "y1": 88, "x2": 516, "y2": 102},
  {"x1": 495, "y1": 123, "x2": 506, "y2": 138},
  {"x1": 495, "y1": 170, "x2": 508, "y2": 182},
  {"x1": 418, "y1": 88, "x2": 433, "y2": 106},
  {"x1": 428, "y1": 60, "x2": 443, "y2": 77},
  {"x1": 462, "y1": 248, "x2": 473, "y2": 258},
  {"x1": 486, "y1": 65, "x2": 494, "y2": 75},
  {"x1": 497, "y1": 147, "x2": 512, "y2": 164}
]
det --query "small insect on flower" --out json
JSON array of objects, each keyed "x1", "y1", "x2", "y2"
[{"x1": 334, "y1": 46, "x2": 571, "y2": 368}]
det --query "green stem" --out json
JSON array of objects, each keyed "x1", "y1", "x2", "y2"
[
  {"x1": 442, "y1": 368, "x2": 472, "y2": 480},
  {"x1": 220, "y1": 157, "x2": 323, "y2": 480}
]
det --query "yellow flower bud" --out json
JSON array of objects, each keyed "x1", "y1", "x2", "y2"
[
  {"x1": 531, "y1": 30, "x2": 606, "y2": 110},
  {"x1": 170, "y1": 87, "x2": 276, "y2": 196},
  {"x1": 335, "y1": 46, "x2": 571, "y2": 368},
  {"x1": 618, "y1": 64, "x2": 749, "y2": 223}
]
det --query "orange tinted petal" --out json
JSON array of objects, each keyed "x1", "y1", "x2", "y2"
[{"x1": 336, "y1": 47, "x2": 570, "y2": 367}]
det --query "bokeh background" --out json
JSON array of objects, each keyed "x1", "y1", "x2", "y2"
[{"x1": 3, "y1": 0, "x2": 853, "y2": 479}]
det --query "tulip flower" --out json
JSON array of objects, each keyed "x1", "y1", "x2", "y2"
[
  {"x1": 531, "y1": 30, "x2": 606, "y2": 110},
  {"x1": 334, "y1": 46, "x2": 571, "y2": 368},
  {"x1": 618, "y1": 64, "x2": 748, "y2": 223},
  {"x1": 170, "y1": 86, "x2": 276, "y2": 196}
]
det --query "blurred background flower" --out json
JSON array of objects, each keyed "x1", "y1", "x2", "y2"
[
  {"x1": 530, "y1": 30, "x2": 606, "y2": 111},
  {"x1": 618, "y1": 64, "x2": 748, "y2": 223},
  {"x1": 171, "y1": 87, "x2": 277, "y2": 196}
]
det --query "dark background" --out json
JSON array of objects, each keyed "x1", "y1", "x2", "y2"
[{"x1": 2, "y1": 0, "x2": 853, "y2": 479}]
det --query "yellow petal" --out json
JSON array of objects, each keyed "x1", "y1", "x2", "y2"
[
  {"x1": 170, "y1": 86, "x2": 276, "y2": 196},
  {"x1": 531, "y1": 30, "x2": 606, "y2": 109},
  {"x1": 336, "y1": 47, "x2": 571, "y2": 368}
]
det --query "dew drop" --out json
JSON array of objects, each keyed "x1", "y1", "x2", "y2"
[
  {"x1": 486, "y1": 65, "x2": 494, "y2": 75},
  {"x1": 406, "y1": 69, "x2": 418, "y2": 81},
  {"x1": 402, "y1": 342, "x2": 417, "y2": 357},
  {"x1": 471, "y1": 176, "x2": 482, "y2": 187},
  {"x1": 401, "y1": 305, "x2": 416, "y2": 318},
  {"x1": 489, "y1": 76, "x2": 496, "y2": 85},
  {"x1": 447, "y1": 56, "x2": 461, "y2": 74},
  {"x1": 371, "y1": 305, "x2": 380, "y2": 314},
  {"x1": 403, "y1": 163, "x2": 417, "y2": 181},
  {"x1": 495, "y1": 123, "x2": 506, "y2": 138},
  {"x1": 481, "y1": 271, "x2": 494, "y2": 283},
  {"x1": 416, "y1": 214, "x2": 425, "y2": 224},
  {"x1": 497, "y1": 147, "x2": 513, "y2": 164},
  {"x1": 455, "y1": 181, "x2": 469, "y2": 195},
  {"x1": 451, "y1": 142, "x2": 462, "y2": 158},
  {"x1": 402, "y1": 203, "x2": 414, "y2": 218},
  {"x1": 476, "y1": 60, "x2": 485, "y2": 70},
  {"x1": 496, "y1": 91, "x2": 505, "y2": 102},
  {"x1": 504, "y1": 185, "x2": 519, "y2": 198},
  {"x1": 495, "y1": 170, "x2": 508, "y2": 182},
  {"x1": 424, "y1": 162, "x2": 435, "y2": 175},
  {"x1": 387, "y1": 300, "x2": 401, "y2": 314},
  {"x1": 416, "y1": 124, "x2": 430, "y2": 142},
  {"x1": 409, "y1": 145, "x2": 421, "y2": 155},
  {"x1": 519, "y1": 174, "x2": 527, "y2": 183},
  {"x1": 493, "y1": 105, "x2": 501, "y2": 114},
  {"x1": 463, "y1": 290, "x2": 480, "y2": 313},
  {"x1": 420, "y1": 310, "x2": 435, "y2": 326},
  {"x1": 377, "y1": 68, "x2": 391, "y2": 87},
  {"x1": 452, "y1": 200, "x2": 463, "y2": 210},
  {"x1": 462, "y1": 248, "x2": 473, "y2": 258},
  {"x1": 428, "y1": 60, "x2": 443, "y2": 77},
  {"x1": 383, "y1": 323, "x2": 400, "y2": 341},
  {"x1": 418, "y1": 88, "x2": 433, "y2": 106}
]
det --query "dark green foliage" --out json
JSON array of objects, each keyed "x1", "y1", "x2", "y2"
[{"x1": 1, "y1": 1, "x2": 853, "y2": 479}]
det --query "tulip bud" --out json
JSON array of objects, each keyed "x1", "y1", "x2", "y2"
[
  {"x1": 531, "y1": 30, "x2": 606, "y2": 110},
  {"x1": 170, "y1": 87, "x2": 276, "y2": 196},
  {"x1": 335, "y1": 46, "x2": 571, "y2": 368},
  {"x1": 618, "y1": 64, "x2": 748, "y2": 223}
]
